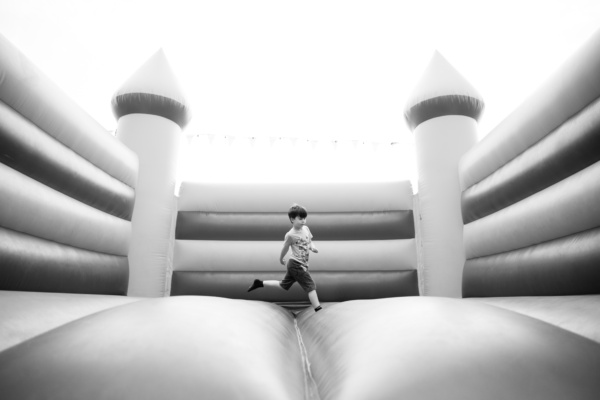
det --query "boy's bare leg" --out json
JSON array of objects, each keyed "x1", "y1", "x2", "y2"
[
  {"x1": 308, "y1": 290, "x2": 322, "y2": 311},
  {"x1": 263, "y1": 280, "x2": 286, "y2": 289},
  {"x1": 248, "y1": 279, "x2": 287, "y2": 292}
]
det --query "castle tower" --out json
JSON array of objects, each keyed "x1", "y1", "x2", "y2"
[
  {"x1": 404, "y1": 51, "x2": 484, "y2": 297},
  {"x1": 112, "y1": 49, "x2": 191, "y2": 297}
]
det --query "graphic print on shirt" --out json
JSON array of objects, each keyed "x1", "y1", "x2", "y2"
[
  {"x1": 292, "y1": 236, "x2": 310, "y2": 265},
  {"x1": 287, "y1": 226, "x2": 312, "y2": 266}
]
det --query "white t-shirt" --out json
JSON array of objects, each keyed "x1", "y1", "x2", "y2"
[{"x1": 284, "y1": 225, "x2": 313, "y2": 267}]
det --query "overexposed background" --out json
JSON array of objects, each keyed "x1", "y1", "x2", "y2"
[{"x1": 2, "y1": 0, "x2": 599, "y2": 187}]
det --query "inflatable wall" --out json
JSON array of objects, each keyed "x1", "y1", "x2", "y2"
[
  {"x1": 461, "y1": 27, "x2": 600, "y2": 297},
  {"x1": 172, "y1": 181, "x2": 419, "y2": 301},
  {"x1": 0, "y1": 34, "x2": 137, "y2": 295}
]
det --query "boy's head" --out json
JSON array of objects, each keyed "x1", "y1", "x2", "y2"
[{"x1": 288, "y1": 204, "x2": 308, "y2": 224}]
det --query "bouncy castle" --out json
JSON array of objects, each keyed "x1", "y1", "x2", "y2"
[{"x1": 1, "y1": 26, "x2": 599, "y2": 399}]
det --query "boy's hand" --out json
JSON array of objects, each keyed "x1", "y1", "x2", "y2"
[
  {"x1": 280, "y1": 258, "x2": 286, "y2": 265},
  {"x1": 311, "y1": 246, "x2": 319, "y2": 253}
]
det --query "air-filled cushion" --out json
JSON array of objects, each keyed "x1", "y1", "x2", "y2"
[
  {"x1": 297, "y1": 297, "x2": 600, "y2": 400},
  {"x1": 171, "y1": 270, "x2": 419, "y2": 301},
  {"x1": 176, "y1": 211, "x2": 415, "y2": 241}
]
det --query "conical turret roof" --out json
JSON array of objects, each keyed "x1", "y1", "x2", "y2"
[
  {"x1": 112, "y1": 49, "x2": 192, "y2": 129},
  {"x1": 404, "y1": 51, "x2": 484, "y2": 130}
]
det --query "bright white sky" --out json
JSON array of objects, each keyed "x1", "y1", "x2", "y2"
[{"x1": 2, "y1": 0, "x2": 600, "y2": 188}]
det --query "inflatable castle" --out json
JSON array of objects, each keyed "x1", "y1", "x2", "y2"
[{"x1": 1, "y1": 26, "x2": 600, "y2": 399}]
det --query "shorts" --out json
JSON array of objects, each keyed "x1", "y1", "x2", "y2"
[{"x1": 280, "y1": 259, "x2": 317, "y2": 293}]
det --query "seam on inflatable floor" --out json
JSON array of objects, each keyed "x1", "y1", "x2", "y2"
[{"x1": 293, "y1": 317, "x2": 321, "y2": 400}]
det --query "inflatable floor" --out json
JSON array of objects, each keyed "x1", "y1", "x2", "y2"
[{"x1": 1, "y1": 295, "x2": 600, "y2": 400}]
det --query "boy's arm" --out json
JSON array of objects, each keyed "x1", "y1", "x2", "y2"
[
  {"x1": 306, "y1": 226, "x2": 318, "y2": 253},
  {"x1": 280, "y1": 240, "x2": 290, "y2": 265}
]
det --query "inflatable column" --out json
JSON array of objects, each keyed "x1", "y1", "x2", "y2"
[
  {"x1": 112, "y1": 50, "x2": 191, "y2": 297},
  {"x1": 404, "y1": 51, "x2": 484, "y2": 297}
]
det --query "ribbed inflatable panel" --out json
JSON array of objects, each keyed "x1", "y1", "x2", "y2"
[
  {"x1": 459, "y1": 28, "x2": 600, "y2": 192},
  {"x1": 0, "y1": 34, "x2": 137, "y2": 295},
  {"x1": 0, "y1": 36, "x2": 137, "y2": 188},
  {"x1": 176, "y1": 211, "x2": 415, "y2": 241},
  {"x1": 461, "y1": 95, "x2": 600, "y2": 224},
  {"x1": 174, "y1": 240, "x2": 417, "y2": 272},
  {"x1": 178, "y1": 181, "x2": 414, "y2": 212},
  {"x1": 171, "y1": 270, "x2": 419, "y2": 301},
  {"x1": 463, "y1": 227, "x2": 600, "y2": 297},
  {"x1": 460, "y1": 29, "x2": 600, "y2": 297},
  {"x1": 0, "y1": 102, "x2": 135, "y2": 220},
  {"x1": 173, "y1": 180, "x2": 418, "y2": 301}
]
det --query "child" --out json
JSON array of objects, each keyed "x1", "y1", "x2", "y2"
[{"x1": 247, "y1": 204, "x2": 322, "y2": 312}]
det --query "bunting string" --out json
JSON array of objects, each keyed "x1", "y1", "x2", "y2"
[
  {"x1": 185, "y1": 133, "x2": 410, "y2": 149},
  {"x1": 177, "y1": 132, "x2": 417, "y2": 186}
]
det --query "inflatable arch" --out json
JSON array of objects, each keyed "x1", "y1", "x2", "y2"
[{"x1": 1, "y1": 28, "x2": 600, "y2": 399}]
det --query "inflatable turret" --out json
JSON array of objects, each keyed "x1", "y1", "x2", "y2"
[
  {"x1": 112, "y1": 49, "x2": 191, "y2": 297},
  {"x1": 404, "y1": 51, "x2": 484, "y2": 297}
]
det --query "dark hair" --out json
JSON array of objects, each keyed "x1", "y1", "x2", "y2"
[{"x1": 288, "y1": 204, "x2": 308, "y2": 222}]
